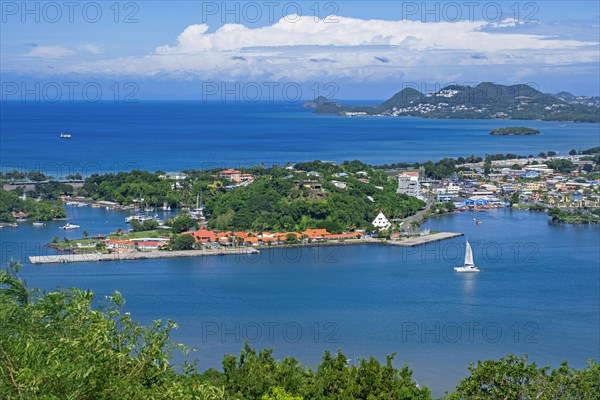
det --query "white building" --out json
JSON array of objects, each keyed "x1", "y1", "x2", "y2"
[
  {"x1": 444, "y1": 182, "x2": 461, "y2": 194},
  {"x1": 330, "y1": 180, "x2": 348, "y2": 189},
  {"x1": 397, "y1": 172, "x2": 422, "y2": 199},
  {"x1": 372, "y1": 212, "x2": 391, "y2": 230}
]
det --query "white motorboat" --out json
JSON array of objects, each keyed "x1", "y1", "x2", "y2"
[{"x1": 60, "y1": 223, "x2": 80, "y2": 230}]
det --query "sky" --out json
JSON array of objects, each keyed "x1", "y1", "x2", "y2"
[{"x1": 1, "y1": 0, "x2": 599, "y2": 100}]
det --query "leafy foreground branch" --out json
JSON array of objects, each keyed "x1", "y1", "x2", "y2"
[{"x1": 1, "y1": 263, "x2": 598, "y2": 400}]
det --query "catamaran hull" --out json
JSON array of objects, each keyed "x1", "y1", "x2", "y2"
[{"x1": 454, "y1": 267, "x2": 480, "y2": 273}]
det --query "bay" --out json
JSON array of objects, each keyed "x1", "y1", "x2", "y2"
[{"x1": 2, "y1": 206, "x2": 598, "y2": 397}]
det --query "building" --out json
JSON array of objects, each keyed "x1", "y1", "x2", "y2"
[
  {"x1": 397, "y1": 172, "x2": 422, "y2": 199},
  {"x1": 437, "y1": 193, "x2": 455, "y2": 202},
  {"x1": 330, "y1": 180, "x2": 348, "y2": 189},
  {"x1": 219, "y1": 169, "x2": 254, "y2": 184},
  {"x1": 444, "y1": 182, "x2": 461, "y2": 194},
  {"x1": 184, "y1": 228, "x2": 217, "y2": 243},
  {"x1": 159, "y1": 172, "x2": 188, "y2": 180},
  {"x1": 302, "y1": 229, "x2": 329, "y2": 241},
  {"x1": 524, "y1": 165, "x2": 554, "y2": 174},
  {"x1": 372, "y1": 212, "x2": 391, "y2": 230}
]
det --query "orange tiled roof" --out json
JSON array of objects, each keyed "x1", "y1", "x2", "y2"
[
  {"x1": 302, "y1": 229, "x2": 329, "y2": 239},
  {"x1": 184, "y1": 228, "x2": 217, "y2": 243}
]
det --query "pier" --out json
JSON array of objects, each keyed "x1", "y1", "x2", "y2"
[
  {"x1": 385, "y1": 232, "x2": 463, "y2": 247},
  {"x1": 29, "y1": 248, "x2": 260, "y2": 265}
]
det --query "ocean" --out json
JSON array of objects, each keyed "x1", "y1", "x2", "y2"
[{"x1": 1, "y1": 101, "x2": 599, "y2": 175}]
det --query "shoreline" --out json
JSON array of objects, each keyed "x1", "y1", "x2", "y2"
[{"x1": 29, "y1": 232, "x2": 463, "y2": 265}]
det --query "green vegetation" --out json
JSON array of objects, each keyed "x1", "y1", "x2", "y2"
[
  {"x1": 545, "y1": 159, "x2": 575, "y2": 174},
  {"x1": 168, "y1": 213, "x2": 198, "y2": 233},
  {"x1": 0, "y1": 190, "x2": 66, "y2": 222},
  {"x1": 169, "y1": 234, "x2": 197, "y2": 250},
  {"x1": 447, "y1": 355, "x2": 599, "y2": 399},
  {"x1": 490, "y1": 127, "x2": 541, "y2": 135},
  {"x1": 547, "y1": 208, "x2": 600, "y2": 224},
  {"x1": 429, "y1": 202, "x2": 455, "y2": 215},
  {"x1": 131, "y1": 218, "x2": 159, "y2": 232},
  {"x1": 311, "y1": 83, "x2": 600, "y2": 122},
  {"x1": 206, "y1": 161, "x2": 424, "y2": 232},
  {"x1": 109, "y1": 230, "x2": 167, "y2": 240},
  {"x1": 47, "y1": 238, "x2": 102, "y2": 253},
  {"x1": 1, "y1": 262, "x2": 598, "y2": 399}
]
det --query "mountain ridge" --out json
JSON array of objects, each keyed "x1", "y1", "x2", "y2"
[{"x1": 304, "y1": 83, "x2": 600, "y2": 123}]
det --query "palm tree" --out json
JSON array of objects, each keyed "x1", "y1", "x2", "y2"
[{"x1": 82, "y1": 231, "x2": 89, "y2": 239}]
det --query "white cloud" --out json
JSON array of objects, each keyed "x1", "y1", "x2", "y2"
[
  {"x1": 77, "y1": 44, "x2": 102, "y2": 55},
  {"x1": 25, "y1": 45, "x2": 74, "y2": 59},
  {"x1": 13, "y1": 16, "x2": 600, "y2": 81},
  {"x1": 23, "y1": 43, "x2": 101, "y2": 59}
]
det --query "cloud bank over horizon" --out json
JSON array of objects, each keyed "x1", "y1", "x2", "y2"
[{"x1": 4, "y1": 15, "x2": 598, "y2": 83}]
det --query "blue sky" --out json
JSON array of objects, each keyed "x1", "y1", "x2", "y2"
[{"x1": 1, "y1": 1, "x2": 599, "y2": 99}]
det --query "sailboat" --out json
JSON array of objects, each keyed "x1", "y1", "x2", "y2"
[
  {"x1": 454, "y1": 240, "x2": 480, "y2": 273},
  {"x1": 190, "y1": 192, "x2": 205, "y2": 220}
]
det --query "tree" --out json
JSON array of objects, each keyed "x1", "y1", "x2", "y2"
[
  {"x1": 262, "y1": 387, "x2": 303, "y2": 400},
  {"x1": 82, "y1": 230, "x2": 89, "y2": 238},
  {"x1": 569, "y1": 149, "x2": 577, "y2": 156},
  {"x1": 0, "y1": 262, "x2": 224, "y2": 399},
  {"x1": 131, "y1": 219, "x2": 159, "y2": 232},
  {"x1": 538, "y1": 152, "x2": 547, "y2": 159},
  {"x1": 171, "y1": 214, "x2": 197, "y2": 233},
  {"x1": 547, "y1": 150, "x2": 557, "y2": 157},
  {"x1": 446, "y1": 355, "x2": 600, "y2": 400},
  {"x1": 483, "y1": 156, "x2": 492, "y2": 175},
  {"x1": 169, "y1": 234, "x2": 196, "y2": 250},
  {"x1": 285, "y1": 234, "x2": 299, "y2": 244},
  {"x1": 509, "y1": 192, "x2": 520, "y2": 205}
]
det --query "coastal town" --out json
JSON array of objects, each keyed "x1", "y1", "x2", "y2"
[{"x1": 2, "y1": 147, "x2": 598, "y2": 263}]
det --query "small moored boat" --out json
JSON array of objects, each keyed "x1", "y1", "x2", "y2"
[{"x1": 60, "y1": 223, "x2": 80, "y2": 230}]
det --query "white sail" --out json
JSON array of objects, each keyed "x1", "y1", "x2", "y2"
[{"x1": 464, "y1": 241, "x2": 474, "y2": 267}]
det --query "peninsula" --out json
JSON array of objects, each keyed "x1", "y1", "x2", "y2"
[{"x1": 304, "y1": 82, "x2": 600, "y2": 123}]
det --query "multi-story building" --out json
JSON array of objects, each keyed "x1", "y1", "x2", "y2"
[{"x1": 397, "y1": 171, "x2": 422, "y2": 199}]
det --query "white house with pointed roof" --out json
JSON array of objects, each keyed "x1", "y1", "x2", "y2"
[{"x1": 372, "y1": 212, "x2": 391, "y2": 230}]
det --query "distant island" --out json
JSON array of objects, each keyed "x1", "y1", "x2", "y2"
[
  {"x1": 490, "y1": 127, "x2": 541, "y2": 136},
  {"x1": 304, "y1": 82, "x2": 600, "y2": 123}
]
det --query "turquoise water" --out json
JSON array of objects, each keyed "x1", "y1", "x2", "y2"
[
  {"x1": 2, "y1": 206, "x2": 598, "y2": 396},
  {"x1": 1, "y1": 101, "x2": 599, "y2": 173}
]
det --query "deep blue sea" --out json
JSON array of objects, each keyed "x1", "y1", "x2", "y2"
[
  {"x1": 1, "y1": 101, "x2": 599, "y2": 175},
  {"x1": 1, "y1": 206, "x2": 598, "y2": 397}
]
